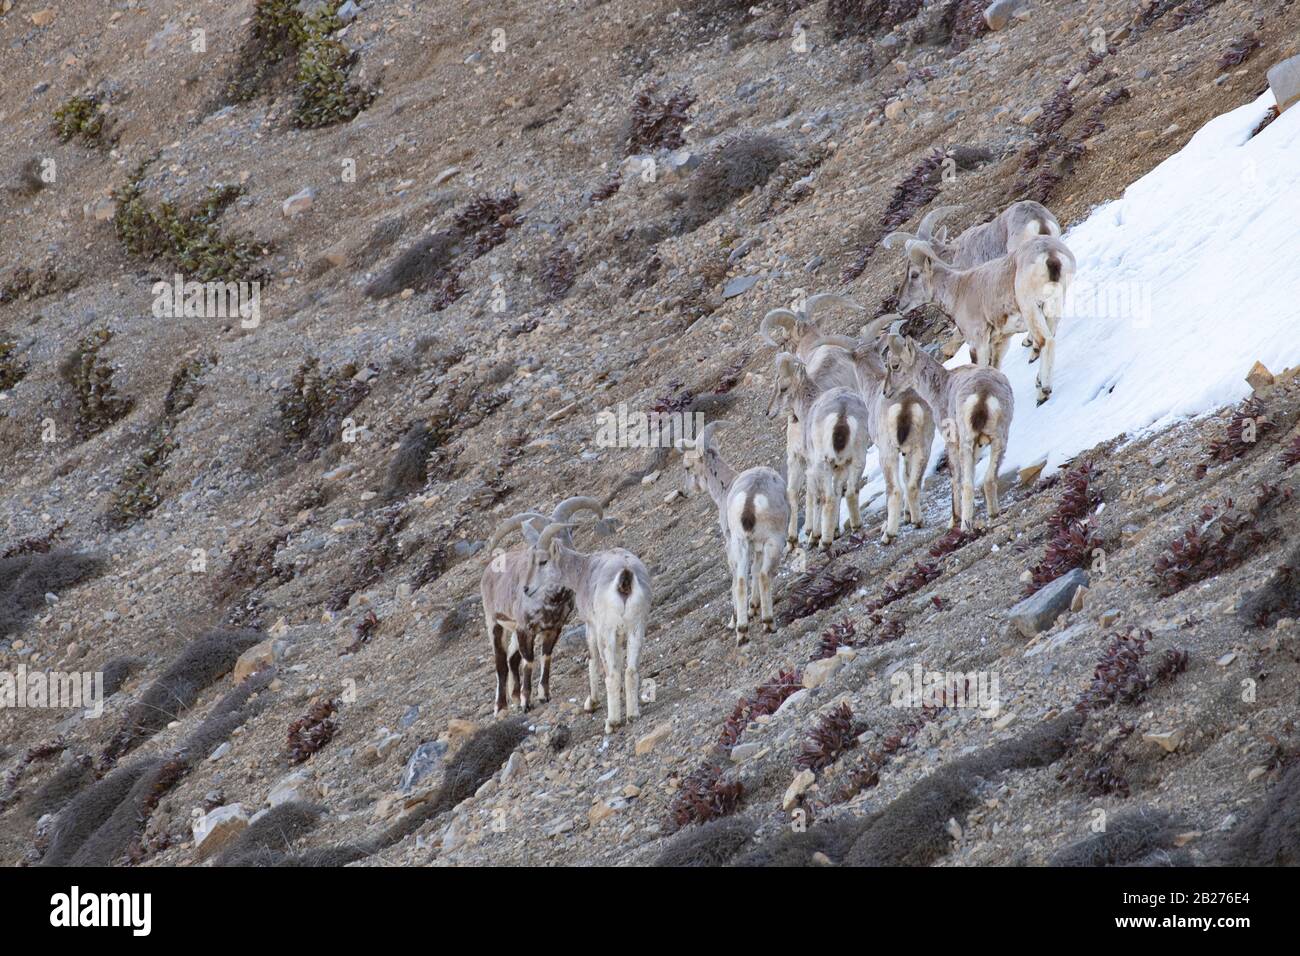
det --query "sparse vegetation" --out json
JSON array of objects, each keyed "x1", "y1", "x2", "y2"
[
  {"x1": 1196, "y1": 397, "x2": 1274, "y2": 477},
  {"x1": 286, "y1": 699, "x2": 339, "y2": 764},
  {"x1": 1152, "y1": 484, "x2": 1291, "y2": 595},
  {"x1": 222, "y1": 0, "x2": 375, "y2": 127},
  {"x1": 674, "y1": 134, "x2": 792, "y2": 235},
  {"x1": 0, "y1": 263, "x2": 60, "y2": 304},
  {"x1": 366, "y1": 190, "x2": 522, "y2": 301},
  {"x1": 797, "y1": 703, "x2": 860, "y2": 771},
  {"x1": 626, "y1": 83, "x2": 694, "y2": 155},
  {"x1": 1025, "y1": 462, "x2": 1102, "y2": 594},
  {"x1": 52, "y1": 94, "x2": 108, "y2": 146},
  {"x1": 0, "y1": 551, "x2": 106, "y2": 640},
  {"x1": 0, "y1": 340, "x2": 29, "y2": 391},
  {"x1": 113, "y1": 163, "x2": 266, "y2": 282},
  {"x1": 843, "y1": 147, "x2": 945, "y2": 280},
  {"x1": 1075, "y1": 628, "x2": 1187, "y2": 713},
  {"x1": 59, "y1": 329, "x2": 134, "y2": 441},
  {"x1": 102, "y1": 629, "x2": 263, "y2": 766},
  {"x1": 667, "y1": 763, "x2": 744, "y2": 832},
  {"x1": 276, "y1": 356, "x2": 370, "y2": 460},
  {"x1": 719, "y1": 668, "x2": 802, "y2": 750}
]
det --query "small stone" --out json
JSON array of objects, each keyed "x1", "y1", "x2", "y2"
[
  {"x1": 992, "y1": 712, "x2": 1016, "y2": 730},
  {"x1": 1143, "y1": 728, "x2": 1184, "y2": 753},
  {"x1": 336, "y1": 0, "x2": 362, "y2": 23},
  {"x1": 1217, "y1": 652, "x2": 1237, "y2": 667},
  {"x1": 945, "y1": 817, "x2": 963, "y2": 841},
  {"x1": 282, "y1": 187, "x2": 316, "y2": 217},
  {"x1": 635, "y1": 722, "x2": 672, "y2": 756},
  {"x1": 1020, "y1": 105, "x2": 1043, "y2": 125},
  {"x1": 588, "y1": 800, "x2": 618, "y2": 826},
  {"x1": 802, "y1": 655, "x2": 844, "y2": 689},
  {"x1": 30, "y1": 9, "x2": 56, "y2": 27},
  {"x1": 267, "y1": 769, "x2": 318, "y2": 807},
  {"x1": 1099, "y1": 608, "x2": 1121, "y2": 627},
  {"x1": 810, "y1": 851, "x2": 833, "y2": 866},
  {"x1": 233, "y1": 640, "x2": 275, "y2": 682},
  {"x1": 1246, "y1": 361, "x2": 1275, "y2": 391},
  {"x1": 884, "y1": 98, "x2": 910, "y2": 121},
  {"x1": 193, "y1": 804, "x2": 248, "y2": 860},
  {"x1": 1018, "y1": 458, "x2": 1047, "y2": 487},
  {"x1": 1246, "y1": 766, "x2": 1268, "y2": 783},
  {"x1": 783, "y1": 770, "x2": 815, "y2": 811},
  {"x1": 1070, "y1": 585, "x2": 1088, "y2": 613},
  {"x1": 1173, "y1": 831, "x2": 1201, "y2": 847},
  {"x1": 83, "y1": 197, "x2": 117, "y2": 221},
  {"x1": 730, "y1": 742, "x2": 762, "y2": 763},
  {"x1": 500, "y1": 751, "x2": 526, "y2": 785},
  {"x1": 433, "y1": 166, "x2": 461, "y2": 185}
]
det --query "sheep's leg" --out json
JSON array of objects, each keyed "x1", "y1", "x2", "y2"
[
  {"x1": 538, "y1": 629, "x2": 560, "y2": 703},
  {"x1": 819, "y1": 467, "x2": 837, "y2": 551},
  {"x1": 846, "y1": 459, "x2": 864, "y2": 533},
  {"x1": 945, "y1": 441, "x2": 961, "y2": 529},
  {"x1": 759, "y1": 541, "x2": 779, "y2": 633},
  {"x1": 732, "y1": 551, "x2": 751, "y2": 645},
  {"x1": 603, "y1": 628, "x2": 624, "y2": 733},
  {"x1": 515, "y1": 632, "x2": 536, "y2": 711},
  {"x1": 786, "y1": 451, "x2": 803, "y2": 548},
  {"x1": 491, "y1": 624, "x2": 510, "y2": 716},
  {"x1": 508, "y1": 648, "x2": 522, "y2": 706},
  {"x1": 879, "y1": 443, "x2": 902, "y2": 544},
  {"x1": 904, "y1": 443, "x2": 928, "y2": 527},
  {"x1": 960, "y1": 440, "x2": 977, "y2": 531},
  {"x1": 1036, "y1": 332, "x2": 1056, "y2": 406},
  {"x1": 804, "y1": 469, "x2": 820, "y2": 548},
  {"x1": 625, "y1": 623, "x2": 643, "y2": 722},
  {"x1": 583, "y1": 627, "x2": 602, "y2": 714},
  {"x1": 984, "y1": 436, "x2": 1005, "y2": 521}
]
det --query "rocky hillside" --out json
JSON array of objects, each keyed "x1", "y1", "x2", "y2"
[{"x1": 2, "y1": 0, "x2": 1299, "y2": 867}]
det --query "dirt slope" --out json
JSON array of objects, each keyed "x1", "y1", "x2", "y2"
[{"x1": 2, "y1": 0, "x2": 1299, "y2": 867}]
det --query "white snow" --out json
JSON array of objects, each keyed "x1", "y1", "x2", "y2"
[{"x1": 859, "y1": 89, "x2": 1300, "y2": 515}]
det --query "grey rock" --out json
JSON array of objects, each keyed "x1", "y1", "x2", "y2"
[
  {"x1": 1007, "y1": 569, "x2": 1089, "y2": 638},
  {"x1": 401, "y1": 740, "x2": 448, "y2": 793},
  {"x1": 399, "y1": 705, "x2": 420, "y2": 729},
  {"x1": 722, "y1": 275, "x2": 760, "y2": 299},
  {"x1": 1268, "y1": 54, "x2": 1300, "y2": 113},
  {"x1": 983, "y1": 0, "x2": 1029, "y2": 31},
  {"x1": 336, "y1": 0, "x2": 362, "y2": 23}
]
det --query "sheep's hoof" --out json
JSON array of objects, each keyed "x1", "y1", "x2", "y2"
[
  {"x1": 494, "y1": 705, "x2": 509, "y2": 718},
  {"x1": 762, "y1": 618, "x2": 775, "y2": 634},
  {"x1": 787, "y1": 535, "x2": 799, "y2": 550},
  {"x1": 582, "y1": 697, "x2": 597, "y2": 713},
  {"x1": 820, "y1": 540, "x2": 833, "y2": 553},
  {"x1": 1022, "y1": 335, "x2": 1033, "y2": 347},
  {"x1": 735, "y1": 631, "x2": 750, "y2": 647},
  {"x1": 1036, "y1": 389, "x2": 1051, "y2": 406},
  {"x1": 880, "y1": 531, "x2": 896, "y2": 545},
  {"x1": 911, "y1": 516, "x2": 925, "y2": 528},
  {"x1": 604, "y1": 720, "x2": 622, "y2": 734},
  {"x1": 1027, "y1": 351, "x2": 1040, "y2": 364}
]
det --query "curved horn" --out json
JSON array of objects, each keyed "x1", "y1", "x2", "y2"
[
  {"x1": 551, "y1": 496, "x2": 604, "y2": 525},
  {"x1": 881, "y1": 231, "x2": 917, "y2": 250},
  {"x1": 760, "y1": 308, "x2": 798, "y2": 347},
  {"x1": 889, "y1": 319, "x2": 908, "y2": 336},
  {"x1": 859, "y1": 313, "x2": 900, "y2": 342},
  {"x1": 536, "y1": 521, "x2": 575, "y2": 553},
  {"x1": 488, "y1": 512, "x2": 547, "y2": 554},
  {"x1": 918, "y1": 204, "x2": 961, "y2": 240},
  {"x1": 695, "y1": 420, "x2": 723, "y2": 449},
  {"x1": 803, "y1": 292, "x2": 866, "y2": 323},
  {"x1": 806, "y1": 333, "x2": 861, "y2": 353}
]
